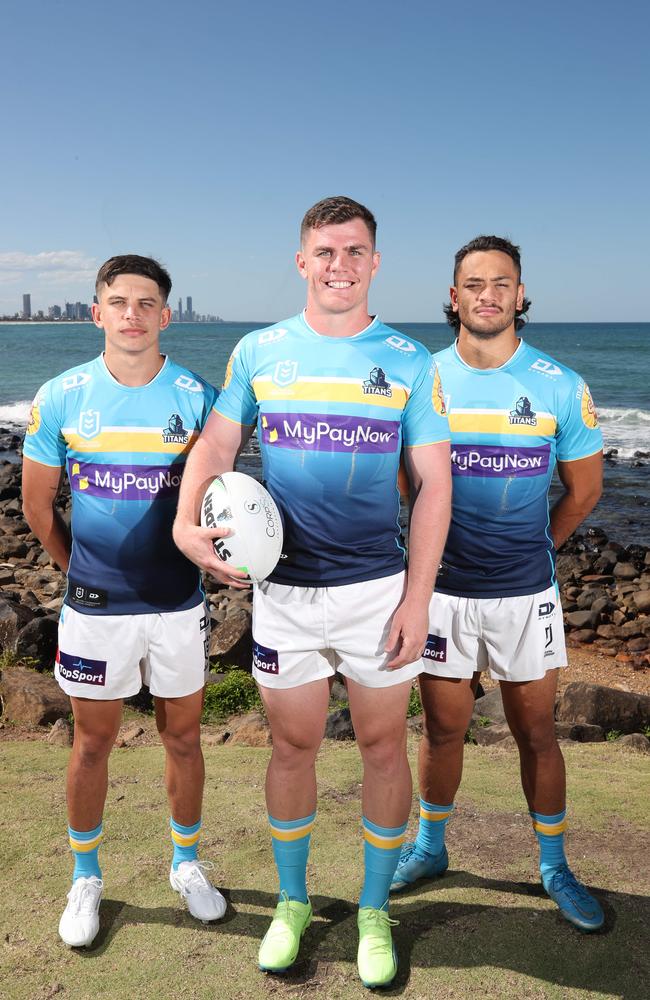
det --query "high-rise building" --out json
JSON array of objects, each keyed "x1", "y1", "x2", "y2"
[
  {"x1": 48, "y1": 305, "x2": 62, "y2": 320},
  {"x1": 186, "y1": 296, "x2": 193, "y2": 322},
  {"x1": 22, "y1": 293, "x2": 31, "y2": 319},
  {"x1": 177, "y1": 297, "x2": 183, "y2": 322},
  {"x1": 65, "y1": 302, "x2": 75, "y2": 320}
]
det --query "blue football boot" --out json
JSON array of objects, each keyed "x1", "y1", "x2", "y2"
[
  {"x1": 389, "y1": 842, "x2": 449, "y2": 893},
  {"x1": 542, "y1": 864, "x2": 604, "y2": 932}
]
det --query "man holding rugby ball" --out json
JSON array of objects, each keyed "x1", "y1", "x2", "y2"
[
  {"x1": 174, "y1": 197, "x2": 452, "y2": 987},
  {"x1": 22, "y1": 255, "x2": 225, "y2": 948}
]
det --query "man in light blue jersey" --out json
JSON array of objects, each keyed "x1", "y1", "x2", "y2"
[
  {"x1": 174, "y1": 197, "x2": 452, "y2": 987},
  {"x1": 22, "y1": 255, "x2": 226, "y2": 948},
  {"x1": 391, "y1": 236, "x2": 605, "y2": 932}
]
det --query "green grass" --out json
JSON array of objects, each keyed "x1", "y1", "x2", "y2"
[{"x1": 0, "y1": 738, "x2": 648, "y2": 999}]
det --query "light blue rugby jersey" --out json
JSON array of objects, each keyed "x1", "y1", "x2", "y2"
[
  {"x1": 434, "y1": 339, "x2": 602, "y2": 598},
  {"x1": 215, "y1": 312, "x2": 450, "y2": 586},
  {"x1": 23, "y1": 354, "x2": 217, "y2": 615}
]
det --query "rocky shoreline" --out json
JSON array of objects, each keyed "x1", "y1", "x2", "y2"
[{"x1": 0, "y1": 457, "x2": 649, "y2": 750}]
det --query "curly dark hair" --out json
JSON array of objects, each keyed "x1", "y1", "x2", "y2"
[{"x1": 443, "y1": 235, "x2": 531, "y2": 332}]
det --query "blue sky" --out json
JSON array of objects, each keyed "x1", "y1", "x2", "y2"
[{"x1": 1, "y1": 0, "x2": 648, "y2": 321}]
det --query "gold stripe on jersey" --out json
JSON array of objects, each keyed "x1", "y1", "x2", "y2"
[
  {"x1": 62, "y1": 429, "x2": 198, "y2": 454},
  {"x1": 252, "y1": 376, "x2": 409, "y2": 410},
  {"x1": 449, "y1": 410, "x2": 557, "y2": 436}
]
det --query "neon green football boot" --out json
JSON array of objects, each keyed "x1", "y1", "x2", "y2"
[
  {"x1": 357, "y1": 905, "x2": 399, "y2": 988},
  {"x1": 258, "y1": 891, "x2": 312, "y2": 972}
]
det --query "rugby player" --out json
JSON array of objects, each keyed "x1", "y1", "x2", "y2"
[
  {"x1": 391, "y1": 236, "x2": 605, "y2": 932},
  {"x1": 22, "y1": 255, "x2": 226, "y2": 948},
  {"x1": 173, "y1": 197, "x2": 452, "y2": 987}
]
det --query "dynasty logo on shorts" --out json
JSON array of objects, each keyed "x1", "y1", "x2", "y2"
[
  {"x1": 423, "y1": 633, "x2": 447, "y2": 662},
  {"x1": 57, "y1": 651, "x2": 107, "y2": 686},
  {"x1": 253, "y1": 640, "x2": 279, "y2": 674}
]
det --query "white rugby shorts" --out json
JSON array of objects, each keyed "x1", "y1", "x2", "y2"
[
  {"x1": 252, "y1": 571, "x2": 423, "y2": 689},
  {"x1": 422, "y1": 584, "x2": 567, "y2": 682},
  {"x1": 56, "y1": 602, "x2": 210, "y2": 699}
]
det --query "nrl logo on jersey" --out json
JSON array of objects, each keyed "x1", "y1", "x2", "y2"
[
  {"x1": 362, "y1": 366, "x2": 392, "y2": 397},
  {"x1": 273, "y1": 360, "x2": 298, "y2": 387},
  {"x1": 78, "y1": 409, "x2": 101, "y2": 440},
  {"x1": 509, "y1": 396, "x2": 537, "y2": 426},
  {"x1": 162, "y1": 413, "x2": 189, "y2": 444}
]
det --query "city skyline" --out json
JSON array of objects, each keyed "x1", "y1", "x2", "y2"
[{"x1": 2, "y1": 291, "x2": 221, "y2": 323}]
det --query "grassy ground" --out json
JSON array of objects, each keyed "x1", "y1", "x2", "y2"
[{"x1": 0, "y1": 738, "x2": 648, "y2": 1000}]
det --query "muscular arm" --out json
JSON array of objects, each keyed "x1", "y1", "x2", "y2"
[
  {"x1": 173, "y1": 410, "x2": 255, "y2": 588},
  {"x1": 22, "y1": 458, "x2": 71, "y2": 573},
  {"x1": 551, "y1": 452, "x2": 603, "y2": 550},
  {"x1": 385, "y1": 440, "x2": 452, "y2": 668}
]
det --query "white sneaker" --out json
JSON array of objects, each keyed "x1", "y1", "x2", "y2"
[
  {"x1": 169, "y1": 861, "x2": 227, "y2": 922},
  {"x1": 58, "y1": 876, "x2": 103, "y2": 948}
]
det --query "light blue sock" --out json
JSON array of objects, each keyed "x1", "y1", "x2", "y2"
[
  {"x1": 170, "y1": 817, "x2": 202, "y2": 870},
  {"x1": 414, "y1": 799, "x2": 454, "y2": 857},
  {"x1": 531, "y1": 809, "x2": 568, "y2": 884},
  {"x1": 68, "y1": 822, "x2": 103, "y2": 882},
  {"x1": 359, "y1": 816, "x2": 408, "y2": 910},
  {"x1": 269, "y1": 812, "x2": 316, "y2": 904}
]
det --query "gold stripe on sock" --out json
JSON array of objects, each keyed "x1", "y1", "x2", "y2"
[
  {"x1": 363, "y1": 828, "x2": 406, "y2": 851},
  {"x1": 69, "y1": 832, "x2": 103, "y2": 853},
  {"x1": 171, "y1": 828, "x2": 201, "y2": 848},
  {"x1": 532, "y1": 819, "x2": 567, "y2": 836},
  {"x1": 269, "y1": 821, "x2": 315, "y2": 842}
]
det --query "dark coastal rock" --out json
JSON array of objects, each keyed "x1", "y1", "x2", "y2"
[
  {"x1": 472, "y1": 723, "x2": 514, "y2": 746},
  {"x1": 325, "y1": 707, "x2": 355, "y2": 740},
  {"x1": 555, "y1": 722, "x2": 605, "y2": 742},
  {"x1": 632, "y1": 590, "x2": 650, "y2": 614},
  {"x1": 0, "y1": 596, "x2": 36, "y2": 650},
  {"x1": 0, "y1": 665, "x2": 70, "y2": 725},
  {"x1": 472, "y1": 687, "x2": 507, "y2": 726},
  {"x1": 614, "y1": 562, "x2": 639, "y2": 580},
  {"x1": 565, "y1": 609, "x2": 599, "y2": 630},
  {"x1": 15, "y1": 615, "x2": 58, "y2": 666},
  {"x1": 209, "y1": 608, "x2": 252, "y2": 671},
  {"x1": 556, "y1": 682, "x2": 650, "y2": 734},
  {"x1": 568, "y1": 628, "x2": 597, "y2": 644}
]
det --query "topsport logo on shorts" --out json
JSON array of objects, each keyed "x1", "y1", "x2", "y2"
[
  {"x1": 260, "y1": 413, "x2": 400, "y2": 453},
  {"x1": 57, "y1": 651, "x2": 107, "y2": 686},
  {"x1": 451, "y1": 444, "x2": 551, "y2": 477}
]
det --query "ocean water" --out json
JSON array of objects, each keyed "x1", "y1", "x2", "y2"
[{"x1": 1, "y1": 321, "x2": 648, "y2": 545}]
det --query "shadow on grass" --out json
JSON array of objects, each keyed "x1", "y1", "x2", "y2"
[{"x1": 82, "y1": 878, "x2": 647, "y2": 998}]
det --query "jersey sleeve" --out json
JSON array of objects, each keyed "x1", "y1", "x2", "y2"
[
  {"x1": 22, "y1": 380, "x2": 66, "y2": 467},
  {"x1": 402, "y1": 355, "x2": 450, "y2": 448},
  {"x1": 212, "y1": 337, "x2": 258, "y2": 426},
  {"x1": 556, "y1": 375, "x2": 603, "y2": 461}
]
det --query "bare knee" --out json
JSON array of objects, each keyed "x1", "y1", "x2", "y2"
[
  {"x1": 160, "y1": 726, "x2": 202, "y2": 761},
  {"x1": 72, "y1": 728, "x2": 115, "y2": 767},
  {"x1": 511, "y1": 718, "x2": 558, "y2": 755},
  {"x1": 357, "y1": 729, "x2": 407, "y2": 777}
]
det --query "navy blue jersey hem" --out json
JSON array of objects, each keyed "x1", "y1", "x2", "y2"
[
  {"x1": 435, "y1": 580, "x2": 554, "y2": 599},
  {"x1": 267, "y1": 561, "x2": 405, "y2": 588},
  {"x1": 63, "y1": 592, "x2": 205, "y2": 617}
]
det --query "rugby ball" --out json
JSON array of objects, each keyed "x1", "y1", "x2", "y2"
[{"x1": 200, "y1": 471, "x2": 283, "y2": 582}]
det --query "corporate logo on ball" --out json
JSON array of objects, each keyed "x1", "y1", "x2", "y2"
[
  {"x1": 57, "y1": 651, "x2": 107, "y2": 686},
  {"x1": 509, "y1": 396, "x2": 537, "y2": 426},
  {"x1": 162, "y1": 413, "x2": 189, "y2": 445},
  {"x1": 260, "y1": 412, "x2": 400, "y2": 453},
  {"x1": 362, "y1": 367, "x2": 392, "y2": 397},
  {"x1": 451, "y1": 444, "x2": 551, "y2": 477}
]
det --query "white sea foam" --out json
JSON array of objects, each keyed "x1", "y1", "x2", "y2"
[
  {"x1": 0, "y1": 400, "x2": 31, "y2": 429},
  {"x1": 598, "y1": 407, "x2": 650, "y2": 459}
]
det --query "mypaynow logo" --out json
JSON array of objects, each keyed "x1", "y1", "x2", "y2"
[
  {"x1": 261, "y1": 413, "x2": 400, "y2": 453},
  {"x1": 67, "y1": 459, "x2": 184, "y2": 499},
  {"x1": 451, "y1": 444, "x2": 551, "y2": 477}
]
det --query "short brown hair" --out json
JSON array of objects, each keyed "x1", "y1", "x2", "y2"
[
  {"x1": 95, "y1": 254, "x2": 172, "y2": 302},
  {"x1": 300, "y1": 196, "x2": 377, "y2": 246}
]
